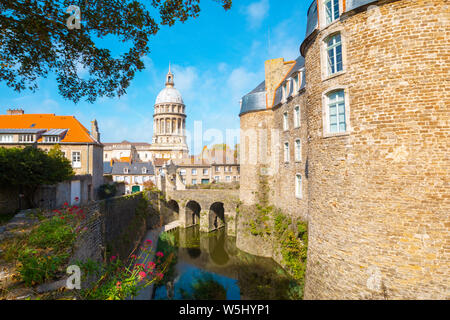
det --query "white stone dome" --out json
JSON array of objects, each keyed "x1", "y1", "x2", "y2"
[{"x1": 155, "y1": 87, "x2": 184, "y2": 105}]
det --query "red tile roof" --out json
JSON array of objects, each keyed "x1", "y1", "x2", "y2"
[{"x1": 0, "y1": 113, "x2": 99, "y2": 144}]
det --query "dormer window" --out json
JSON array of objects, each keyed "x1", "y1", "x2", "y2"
[
  {"x1": 19, "y1": 134, "x2": 34, "y2": 142},
  {"x1": 124, "y1": 168, "x2": 129, "y2": 174},
  {"x1": 142, "y1": 167, "x2": 147, "y2": 174},
  {"x1": 324, "y1": 0, "x2": 340, "y2": 25},
  {"x1": 294, "y1": 73, "x2": 300, "y2": 92},
  {"x1": 282, "y1": 82, "x2": 288, "y2": 102},
  {"x1": 44, "y1": 136, "x2": 60, "y2": 143}
]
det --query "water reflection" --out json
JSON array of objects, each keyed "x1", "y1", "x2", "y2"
[{"x1": 152, "y1": 226, "x2": 301, "y2": 300}]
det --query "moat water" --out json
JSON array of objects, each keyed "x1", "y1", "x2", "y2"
[{"x1": 150, "y1": 226, "x2": 302, "y2": 300}]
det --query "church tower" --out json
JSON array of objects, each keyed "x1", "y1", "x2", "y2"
[{"x1": 150, "y1": 66, "x2": 189, "y2": 159}]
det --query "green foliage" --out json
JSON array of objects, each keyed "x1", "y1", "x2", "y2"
[
  {"x1": 0, "y1": 0, "x2": 232, "y2": 103},
  {"x1": 155, "y1": 232, "x2": 178, "y2": 285},
  {"x1": 28, "y1": 216, "x2": 76, "y2": 251},
  {"x1": 7, "y1": 204, "x2": 86, "y2": 286},
  {"x1": 97, "y1": 183, "x2": 118, "y2": 200},
  {"x1": 0, "y1": 146, "x2": 74, "y2": 206},
  {"x1": 248, "y1": 204, "x2": 272, "y2": 236},
  {"x1": 17, "y1": 248, "x2": 69, "y2": 286}
]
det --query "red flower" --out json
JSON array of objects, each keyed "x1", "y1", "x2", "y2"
[
  {"x1": 110, "y1": 256, "x2": 117, "y2": 262},
  {"x1": 75, "y1": 197, "x2": 79, "y2": 201},
  {"x1": 138, "y1": 272, "x2": 147, "y2": 280},
  {"x1": 63, "y1": 202, "x2": 68, "y2": 207},
  {"x1": 156, "y1": 251, "x2": 164, "y2": 258}
]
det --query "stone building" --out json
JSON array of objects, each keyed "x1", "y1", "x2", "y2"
[
  {"x1": 104, "y1": 68, "x2": 240, "y2": 188},
  {"x1": 108, "y1": 161, "x2": 156, "y2": 194},
  {"x1": 0, "y1": 109, "x2": 104, "y2": 205},
  {"x1": 239, "y1": 0, "x2": 449, "y2": 300}
]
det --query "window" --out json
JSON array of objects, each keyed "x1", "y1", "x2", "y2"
[
  {"x1": 180, "y1": 169, "x2": 186, "y2": 176},
  {"x1": 294, "y1": 106, "x2": 301, "y2": 128},
  {"x1": 226, "y1": 176, "x2": 231, "y2": 182},
  {"x1": 124, "y1": 168, "x2": 129, "y2": 174},
  {"x1": 192, "y1": 169, "x2": 197, "y2": 175},
  {"x1": 192, "y1": 179, "x2": 197, "y2": 185},
  {"x1": 284, "y1": 142, "x2": 289, "y2": 163},
  {"x1": 72, "y1": 151, "x2": 81, "y2": 168},
  {"x1": 282, "y1": 82, "x2": 288, "y2": 101},
  {"x1": 295, "y1": 139, "x2": 302, "y2": 162},
  {"x1": 0, "y1": 134, "x2": 13, "y2": 142},
  {"x1": 327, "y1": 90, "x2": 347, "y2": 133},
  {"x1": 324, "y1": 0, "x2": 340, "y2": 25},
  {"x1": 215, "y1": 167, "x2": 220, "y2": 172},
  {"x1": 296, "y1": 174, "x2": 302, "y2": 199},
  {"x1": 203, "y1": 169, "x2": 209, "y2": 175},
  {"x1": 293, "y1": 74, "x2": 300, "y2": 92},
  {"x1": 142, "y1": 168, "x2": 147, "y2": 174},
  {"x1": 44, "y1": 136, "x2": 60, "y2": 143},
  {"x1": 283, "y1": 112, "x2": 289, "y2": 131},
  {"x1": 215, "y1": 176, "x2": 220, "y2": 182},
  {"x1": 326, "y1": 33, "x2": 343, "y2": 75},
  {"x1": 105, "y1": 153, "x2": 108, "y2": 159},
  {"x1": 19, "y1": 134, "x2": 34, "y2": 142}
]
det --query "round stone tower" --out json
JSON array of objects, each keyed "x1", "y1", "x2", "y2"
[
  {"x1": 151, "y1": 66, "x2": 189, "y2": 159},
  {"x1": 301, "y1": 0, "x2": 449, "y2": 299}
]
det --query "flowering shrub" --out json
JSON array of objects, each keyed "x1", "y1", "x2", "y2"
[{"x1": 80, "y1": 240, "x2": 172, "y2": 300}]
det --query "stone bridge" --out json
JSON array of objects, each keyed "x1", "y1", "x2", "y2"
[{"x1": 164, "y1": 189, "x2": 240, "y2": 236}]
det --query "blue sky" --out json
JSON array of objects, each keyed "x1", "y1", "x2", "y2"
[{"x1": 0, "y1": 0, "x2": 309, "y2": 154}]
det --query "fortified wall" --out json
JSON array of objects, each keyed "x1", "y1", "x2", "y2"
[{"x1": 238, "y1": 0, "x2": 449, "y2": 299}]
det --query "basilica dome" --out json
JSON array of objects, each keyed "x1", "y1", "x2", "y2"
[{"x1": 155, "y1": 87, "x2": 184, "y2": 105}]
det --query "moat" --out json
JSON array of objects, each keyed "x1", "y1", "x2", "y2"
[{"x1": 150, "y1": 226, "x2": 303, "y2": 300}]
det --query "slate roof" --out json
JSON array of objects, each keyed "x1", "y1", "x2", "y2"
[{"x1": 111, "y1": 162, "x2": 155, "y2": 175}]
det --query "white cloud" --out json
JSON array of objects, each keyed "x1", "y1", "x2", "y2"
[{"x1": 242, "y1": 0, "x2": 270, "y2": 30}]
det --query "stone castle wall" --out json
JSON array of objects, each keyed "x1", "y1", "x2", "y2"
[
  {"x1": 238, "y1": 0, "x2": 449, "y2": 299},
  {"x1": 302, "y1": 0, "x2": 449, "y2": 299}
]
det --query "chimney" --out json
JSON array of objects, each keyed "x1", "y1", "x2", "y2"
[
  {"x1": 91, "y1": 119, "x2": 100, "y2": 142},
  {"x1": 7, "y1": 108, "x2": 24, "y2": 115},
  {"x1": 264, "y1": 58, "x2": 296, "y2": 108}
]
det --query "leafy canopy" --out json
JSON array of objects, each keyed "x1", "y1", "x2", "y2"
[
  {"x1": 0, "y1": 145, "x2": 74, "y2": 189},
  {"x1": 0, "y1": 0, "x2": 232, "y2": 103}
]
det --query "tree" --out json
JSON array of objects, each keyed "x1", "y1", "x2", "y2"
[
  {"x1": 0, "y1": 0, "x2": 232, "y2": 103},
  {"x1": 0, "y1": 146, "x2": 74, "y2": 206}
]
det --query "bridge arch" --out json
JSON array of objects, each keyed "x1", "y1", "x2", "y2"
[
  {"x1": 185, "y1": 200, "x2": 201, "y2": 228},
  {"x1": 209, "y1": 202, "x2": 225, "y2": 232}
]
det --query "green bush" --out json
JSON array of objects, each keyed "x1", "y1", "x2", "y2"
[
  {"x1": 17, "y1": 248, "x2": 69, "y2": 286},
  {"x1": 98, "y1": 183, "x2": 118, "y2": 200}
]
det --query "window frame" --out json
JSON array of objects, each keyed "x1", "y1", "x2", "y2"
[
  {"x1": 322, "y1": 86, "x2": 351, "y2": 138},
  {"x1": 284, "y1": 142, "x2": 290, "y2": 163},
  {"x1": 324, "y1": 0, "x2": 340, "y2": 26},
  {"x1": 326, "y1": 33, "x2": 343, "y2": 76},
  {"x1": 295, "y1": 139, "x2": 302, "y2": 162},
  {"x1": 294, "y1": 106, "x2": 301, "y2": 128},
  {"x1": 295, "y1": 174, "x2": 303, "y2": 199},
  {"x1": 72, "y1": 151, "x2": 82, "y2": 169},
  {"x1": 283, "y1": 112, "x2": 289, "y2": 131},
  {"x1": 0, "y1": 134, "x2": 13, "y2": 143}
]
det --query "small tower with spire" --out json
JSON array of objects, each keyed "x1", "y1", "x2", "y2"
[{"x1": 166, "y1": 63, "x2": 174, "y2": 87}]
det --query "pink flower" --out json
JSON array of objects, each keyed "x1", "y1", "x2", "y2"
[
  {"x1": 156, "y1": 252, "x2": 164, "y2": 258},
  {"x1": 156, "y1": 273, "x2": 164, "y2": 280},
  {"x1": 138, "y1": 271, "x2": 147, "y2": 280},
  {"x1": 147, "y1": 262, "x2": 156, "y2": 270},
  {"x1": 63, "y1": 202, "x2": 68, "y2": 207},
  {"x1": 74, "y1": 197, "x2": 79, "y2": 201},
  {"x1": 116, "y1": 281, "x2": 122, "y2": 289},
  {"x1": 110, "y1": 256, "x2": 117, "y2": 262},
  {"x1": 145, "y1": 239, "x2": 152, "y2": 245}
]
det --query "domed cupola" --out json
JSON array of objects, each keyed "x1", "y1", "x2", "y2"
[
  {"x1": 155, "y1": 65, "x2": 184, "y2": 105},
  {"x1": 151, "y1": 64, "x2": 188, "y2": 157}
]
